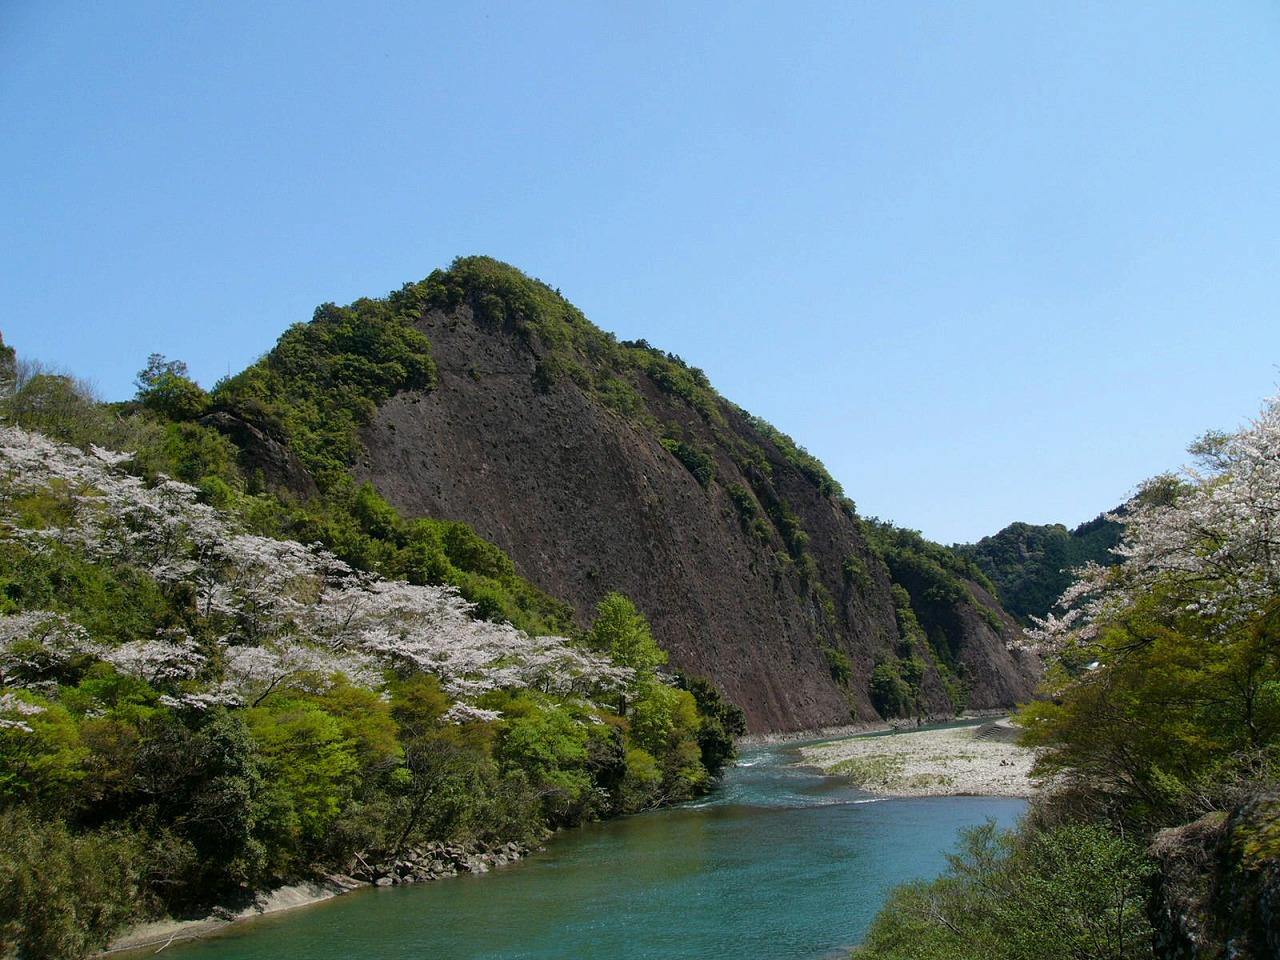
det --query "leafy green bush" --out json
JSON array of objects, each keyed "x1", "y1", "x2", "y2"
[
  {"x1": 859, "y1": 821, "x2": 1155, "y2": 960},
  {"x1": 823, "y1": 646, "x2": 853, "y2": 687},
  {"x1": 676, "y1": 675, "x2": 746, "y2": 777},
  {"x1": 842, "y1": 554, "x2": 872, "y2": 593},
  {"x1": 869, "y1": 661, "x2": 914, "y2": 718},
  {"x1": 660, "y1": 436, "x2": 716, "y2": 488},
  {"x1": 0, "y1": 809, "x2": 149, "y2": 960},
  {"x1": 135, "y1": 355, "x2": 210, "y2": 421}
]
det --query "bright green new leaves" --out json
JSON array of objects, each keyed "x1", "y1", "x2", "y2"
[
  {"x1": 245, "y1": 699, "x2": 361, "y2": 853},
  {"x1": 0, "y1": 692, "x2": 85, "y2": 806},
  {"x1": 860, "y1": 822, "x2": 1154, "y2": 960},
  {"x1": 588, "y1": 592, "x2": 667, "y2": 678}
]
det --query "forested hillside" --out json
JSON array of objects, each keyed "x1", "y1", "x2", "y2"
[
  {"x1": 203, "y1": 256, "x2": 1037, "y2": 731},
  {"x1": 0, "y1": 353, "x2": 743, "y2": 957},
  {"x1": 957, "y1": 513, "x2": 1123, "y2": 622}
]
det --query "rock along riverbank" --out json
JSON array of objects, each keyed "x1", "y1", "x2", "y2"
[{"x1": 100, "y1": 838, "x2": 534, "y2": 956}]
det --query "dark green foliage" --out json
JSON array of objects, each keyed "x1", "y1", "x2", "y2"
[
  {"x1": 956, "y1": 513, "x2": 1123, "y2": 622},
  {"x1": 90, "y1": 710, "x2": 267, "y2": 903},
  {"x1": 660, "y1": 436, "x2": 716, "y2": 488},
  {"x1": 135, "y1": 421, "x2": 240, "y2": 486},
  {"x1": 676, "y1": 674, "x2": 746, "y2": 777},
  {"x1": 860, "y1": 821, "x2": 1155, "y2": 960},
  {"x1": 134, "y1": 354, "x2": 210, "y2": 421},
  {"x1": 0, "y1": 332, "x2": 15, "y2": 390},
  {"x1": 212, "y1": 293, "x2": 436, "y2": 489},
  {"x1": 889, "y1": 584, "x2": 925, "y2": 643},
  {"x1": 823, "y1": 646, "x2": 853, "y2": 687},
  {"x1": 0, "y1": 539, "x2": 170, "y2": 649},
  {"x1": 745, "y1": 415, "x2": 844, "y2": 498},
  {"x1": 842, "y1": 553, "x2": 873, "y2": 593},
  {"x1": 726, "y1": 482, "x2": 771, "y2": 542},
  {"x1": 0, "y1": 809, "x2": 149, "y2": 960},
  {"x1": 864, "y1": 519, "x2": 997, "y2": 668},
  {"x1": 977, "y1": 605, "x2": 1004, "y2": 633},
  {"x1": 726, "y1": 482, "x2": 757, "y2": 519},
  {"x1": 753, "y1": 486, "x2": 809, "y2": 563},
  {"x1": 869, "y1": 660, "x2": 914, "y2": 718}
]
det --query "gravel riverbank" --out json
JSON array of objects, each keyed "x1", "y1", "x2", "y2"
[{"x1": 798, "y1": 720, "x2": 1038, "y2": 797}]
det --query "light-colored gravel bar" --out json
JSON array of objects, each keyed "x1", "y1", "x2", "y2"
[{"x1": 798, "y1": 720, "x2": 1038, "y2": 797}]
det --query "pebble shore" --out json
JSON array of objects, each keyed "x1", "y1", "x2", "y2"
[{"x1": 798, "y1": 720, "x2": 1037, "y2": 797}]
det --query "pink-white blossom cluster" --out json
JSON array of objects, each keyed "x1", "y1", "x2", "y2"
[
  {"x1": 314, "y1": 579, "x2": 632, "y2": 701},
  {"x1": 1026, "y1": 394, "x2": 1280, "y2": 655},
  {"x1": 0, "y1": 425, "x2": 633, "y2": 723},
  {"x1": 0, "y1": 611, "x2": 104, "y2": 690},
  {"x1": 0, "y1": 691, "x2": 45, "y2": 733}
]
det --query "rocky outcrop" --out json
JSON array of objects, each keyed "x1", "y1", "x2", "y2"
[
  {"x1": 1149, "y1": 793, "x2": 1280, "y2": 959},
  {"x1": 344, "y1": 839, "x2": 533, "y2": 887},
  {"x1": 201, "y1": 411, "x2": 318, "y2": 496},
  {"x1": 353, "y1": 288, "x2": 1039, "y2": 732}
]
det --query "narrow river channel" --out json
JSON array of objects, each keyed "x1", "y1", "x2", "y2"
[{"x1": 152, "y1": 732, "x2": 1025, "y2": 960}]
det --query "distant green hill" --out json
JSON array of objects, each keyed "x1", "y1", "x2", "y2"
[{"x1": 956, "y1": 512, "x2": 1123, "y2": 622}]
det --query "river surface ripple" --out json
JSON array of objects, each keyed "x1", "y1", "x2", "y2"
[{"x1": 156, "y1": 733, "x2": 1025, "y2": 960}]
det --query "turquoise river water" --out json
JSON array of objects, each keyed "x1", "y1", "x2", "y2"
[{"x1": 151, "y1": 732, "x2": 1024, "y2": 960}]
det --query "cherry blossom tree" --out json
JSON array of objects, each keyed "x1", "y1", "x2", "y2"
[
  {"x1": 0, "y1": 691, "x2": 45, "y2": 733},
  {"x1": 0, "y1": 611, "x2": 104, "y2": 689},
  {"x1": 1026, "y1": 394, "x2": 1280, "y2": 657},
  {"x1": 0, "y1": 424, "x2": 636, "y2": 720}
]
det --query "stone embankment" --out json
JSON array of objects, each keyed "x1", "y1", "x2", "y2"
[{"x1": 342, "y1": 839, "x2": 533, "y2": 887}]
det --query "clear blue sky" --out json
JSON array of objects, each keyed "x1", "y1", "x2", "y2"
[{"x1": 3, "y1": 2, "x2": 1278, "y2": 543}]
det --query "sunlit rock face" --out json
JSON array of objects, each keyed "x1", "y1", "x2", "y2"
[{"x1": 352, "y1": 288, "x2": 1038, "y2": 733}]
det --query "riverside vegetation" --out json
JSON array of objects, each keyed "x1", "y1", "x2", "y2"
[
  {"x1": 0, "y1": 257, "x2": 1047, "y2": 957},
  {"x1": 856, "y1": 397, "x2": 1280, "y2": 960},
  {"x1": 0, "y1": 340, "x2": 745, "y2": 959}
]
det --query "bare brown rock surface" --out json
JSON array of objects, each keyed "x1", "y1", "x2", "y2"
[{"x1": 353, "y1": 299, "x2": 1038, "y2": 732}]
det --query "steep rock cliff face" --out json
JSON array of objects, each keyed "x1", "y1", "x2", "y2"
[{"x1": 351, "y1": 276, "x2": 1038, "y2": 732}]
